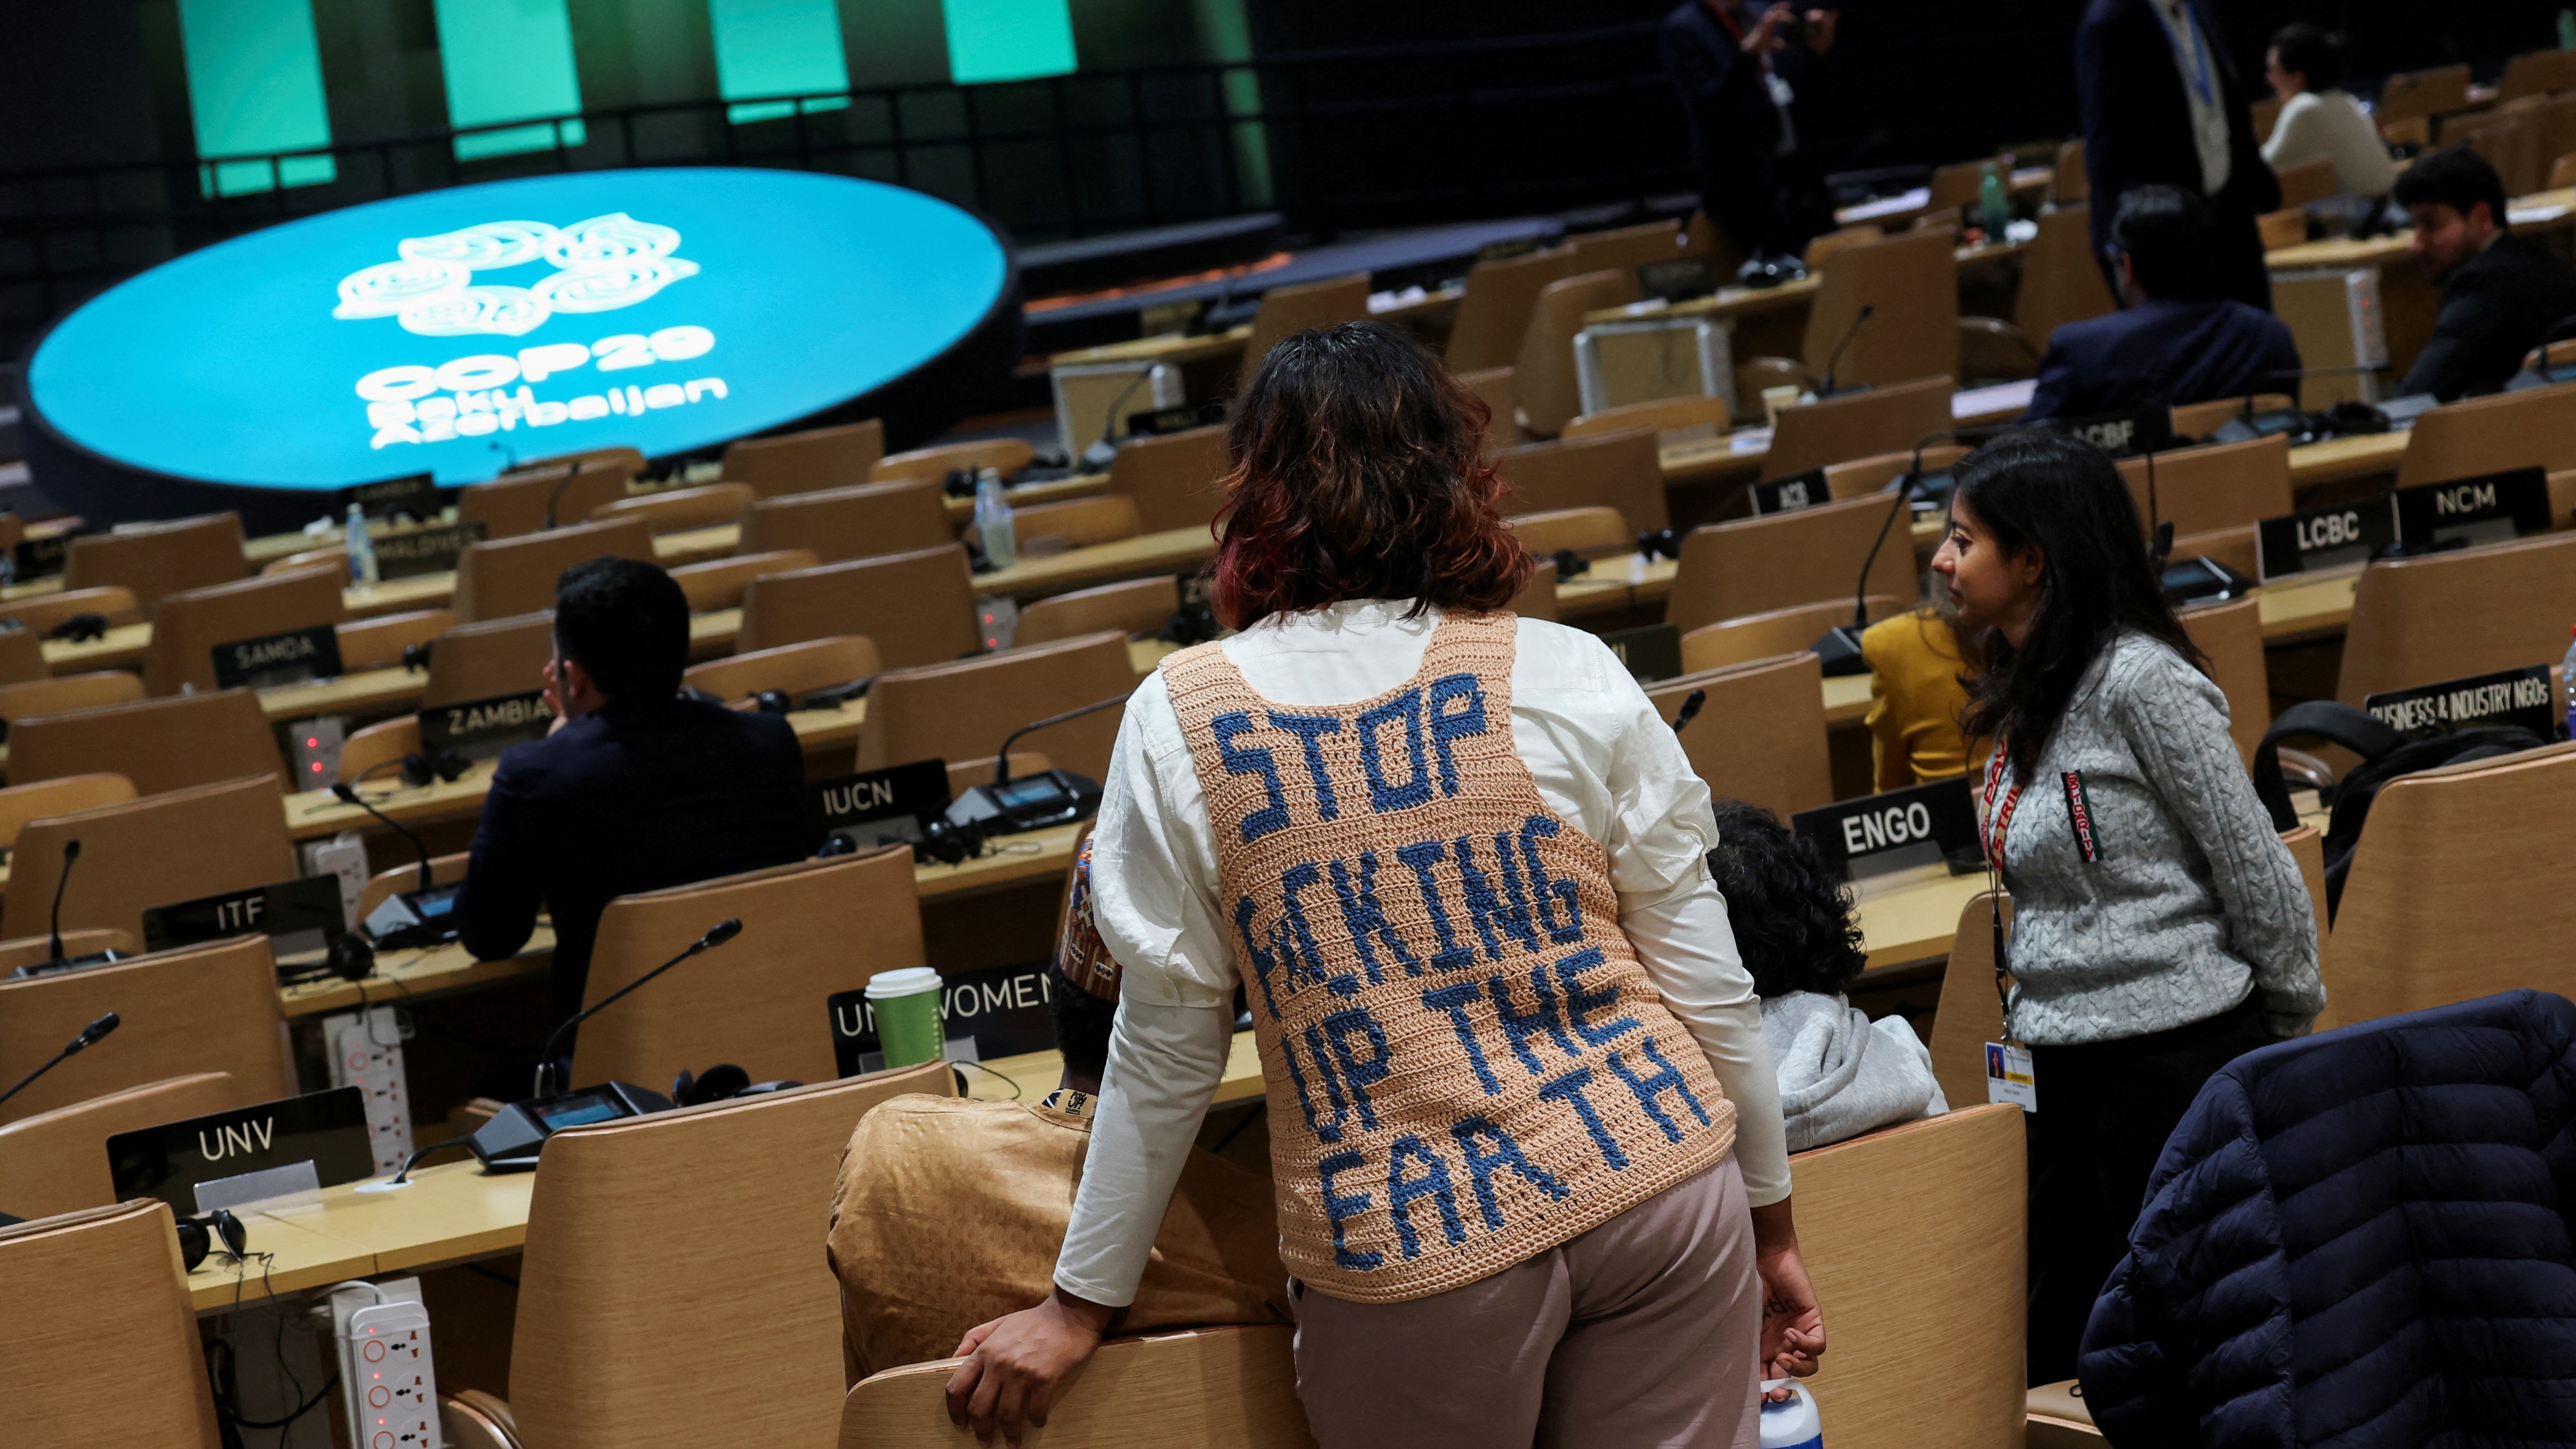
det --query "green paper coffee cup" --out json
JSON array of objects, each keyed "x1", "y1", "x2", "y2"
[{"x1": 866, "y1": 967, "x2": 946, "y2": 1068}]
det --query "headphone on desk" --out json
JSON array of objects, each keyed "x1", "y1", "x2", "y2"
[
  {"x1": 671, "y1": 1064, "x2": 800, "y2": 1106},
  {"x1": 176, "y1": 1208, "x2": 245, "y2": 1271},
  {"x1": 45, "y1": 613, "x2": 108, "y2": 643},
  {"x1": 399, "y1": 746, "x2": 471, "y2": 788}
]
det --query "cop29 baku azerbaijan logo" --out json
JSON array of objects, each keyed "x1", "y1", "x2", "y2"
[{"x1": 334, "y1": 214, "x2": 726, "y2": 452}]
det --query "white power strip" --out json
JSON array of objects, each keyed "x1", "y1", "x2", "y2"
[
  {"x1": 325, "y1": 1007, "x2": 414, "y2": 1174},
  {"x1": 302, "y1": 832, "x2": 372, "y2": 934},
  {"x1": 336, "y1": 1285, "x2": 442, "y2": 1449}
]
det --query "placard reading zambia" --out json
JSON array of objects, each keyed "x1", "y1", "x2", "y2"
[
  {"x1": 107, "y1": 1086, "x2": 374, "y2": 1212},
  {"x1": 1749, "y1": 467, "x2": 1828, "y2": 515},
  {"x1": 2363, "y1": 665, "x2": 2555, "y2": 742},
  {"x1": 809, "y1": 759, "x2": 950, "y2": 851},
  {"x1": 211, "y1": 623, "x2": 344, "y2": 690},
  {"x1": 1791, "y1": 776, "x2": 1980, "y2": 881},
  {"x1": 373, "y1": 521, "x2": 487, "y2": 580},
  {"x1": 421, "y1": 688, "x2": 552, "y2": 760},
  {"x1": 2256, "y1": 495, "x2": 2395, "y2": 580},
  {"x1": 2392, "y1": 466, "x2": 2552, "y2": 550}
]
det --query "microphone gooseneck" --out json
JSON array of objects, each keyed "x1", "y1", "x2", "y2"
[
  {"x1": 47, "y1": 838, "x2": 79, "y2": 967},
  {"x1": 1079, "y1": 369, "x2": 1163, "y2": 471},
  {"x1": 1816, "y1": 303, "x2": 1874, "y2": 397},
  {"x1": 541, "y1": 466, "x2": 579, "y2": 531},
  {"x1": 0, "y1": 1011, "x2": 119, "y2": 1109},
  {"x1": 532, "y1": 918, "x2": 743, "y2": 1098},
  {"x1": 332, "y1": 783, "x2": 437, "y2": 892},
  {"x1": 993, "y1": 694, "x2": 1130, "y2": 785}
]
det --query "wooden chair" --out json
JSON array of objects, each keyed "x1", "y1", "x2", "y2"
[
  {"x1": 1646, "y1": 654, "x2": 1833, "y2": 819},
  {"x1": 2319, "y1": 743, "x2": 2576, "y2": 1030},
  {"x1": 508, "y1": 445, "x2": 646, "y2": 479},
  {"x1": 1665, "y1": 493, "x2": 1924, "y2": 633},
  {"x1": 0, "y1": 934, "x2": 293, "y2": 1126},
  {"x1": 1493, "y1": 429, "x2": 1669, "y2": 533},
  {"x1": 1559, "y1": 395, "x2": 1731, "y2": 446},
  {"x1": 571, "y1": 849, "x2": 926, "y2": 1088},
  {"x1": 0, "y1": 778, "x2": 295, "y2": 943},
  {"x1": 2255, "y1": 206, "x2": 2308, "y2": 251},
  {"x1": 1790, "y1": 230, "x2": 1959, "y2": 392},
  {"x1": 2554, "y1": 152, "x2": 2576, "y2": 192},
  {"x1": 1764, "y1": 375, "x2": 1957, "y2": 482},
  {"x1": 1241, "y1": 274, "x2": 1372, "y2": 384},
  {"x1": 2014, "y1": 204, "x2": 2115, "y2": 350},
  {"x1": 1012, "y1": 495, "x2": 1145, "y2": 552},
  {"x1": 0, "y1": 626, "x2": 43, "y2": 686},
  {"x1": 872, "y1": 438, "x2": 1035, "y2": 486},
  {"x1": 458, "y1": 462, "x2": 632, "y2": 540},
  {"x1": 357, "y1": 851, "x2": 466, "y2": 922},
  {"x1": 1515, "y1": 269, "x2": 1639, "y2": 440},
  {"x1": 589, "y1": 482, "x2": 754, "y2": 535},
  {"x1": 859, "y1": 630, "x2": 1135, "y2": 781},
  {"x1": 1802, "y1": 225, "x2": 1884, "y2": 271},
  {"x1": 2396, "y1": 387, "x2": 2576, "y2": 486},
  {"x1": 337, "y1": 608, "x2": 456, "y2": 671},
  {"x1": 1456, "y1": 365, "x2": 1523, "y2": 448},
  {"x1": 1680, "y1": 597, "x2": 1904, "y2": 674},
  {"x1": 737, "y1": 545, "x2": 980, "y2": 665},
  {"x1": 1926, "y1": 155, "x2": 2013, "y2": 212},
  {"x1": 0, "y1": 1201, "x2": 223, "y2": 1447},
  {"x1": 1444, "y1": 247, "x2": 1575, "y2": 375},
  {"x1": 2273, "y1": 156, "x2": 2340, "y2": 209},
  {"x1": 2335, "y1": 531, "x2": 2576, "y2": 702},
  {"x1": 671, "y1": 550, "x2": 819, "y2": 614},
  {"x1": 426, "y1": 612, "x2": 554, "y2": 709},
  {"x1": 0, "y1": 1073, "x2": 243, "y2": 1218},
  {"x1": 2178, "y1": 597, "x2": 2269, "y2": 765},
  {"x1": 2168, "y1": 393, "x2": 2295, "y2": 439},
  {"x1": 683, "y1": 635, "x2": 882, "y2": 704},
  {"x1": 1015, "y1": 576, "x2": 1178, "y2": 646},
  {"x1": 2454, "y1": 105, "x2": 2547, "y2": 197},
  {"x1": 840, "y1": 1325, "x2": 1313, "y2": 1449},
  {"x1": 1569, "y1": 218, "x2": 1685, "y2": 275},
  {"x1": 0, "y1": 585, "x2": 142, "y2": 637},
  {"x1": 1106, "y1": 424, "x2": 1230, "y2": 535},
  {"x1": 0, "y1": 673, "x2": 144, "y2": 732},
  {"x1": 723, "y1": 417, "x2": 887, "y2": 498},
  {"x1": 1508, "y1": 507, "x2": 1632, "y2": 558},
  {"x1": 1823, "y1": 444, "x2": 1971, "y2": 501},
  {"x1": 1512, "y1": 558, "x2": 1559, "y2": 621},
  {"x1": 1929, "y1": 891, "x2": 2009, "y2": 1114},
  {"x1": 451, "y1": 517, "x2": 656, "y2": 623},
  {"x1": 63, "y1": 513, "x2": 247, "y2": 615},
  {"x1": 2114, "y1": 433, "x2": 2294, "y2": 538},
  {"x1": 139, "y1": 564, "x2": 347, "y2": 695},
  {"x1": 2376, "y1": 63, "x2": 2471, "y2": 124},
  {"x1": 10, "y1": 691, "x2": 285, "y2": 795},
  {"x1": 2052, "y1": 138, "x2": 2088, "y2": 203},
  {"x1": 2500, "y1": 47, "x2": 2576, "y2": 102},
  {"x1": 738, "y1": 479, "x2": 954, "y2": 566},
  {"x1": 338, "y1": 717, "x2": 424, "y2": 789},
  {"x1": 0, "y1": 775, "x2": 137, "y2": 852},
  {"x1": 501, "y1": 1063, "x2": 955, "y2": 1449}
]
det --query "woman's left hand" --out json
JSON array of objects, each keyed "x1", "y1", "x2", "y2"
[{"x1": 1746, "y1": 1198, "x2": 1827, "y2": 1386}]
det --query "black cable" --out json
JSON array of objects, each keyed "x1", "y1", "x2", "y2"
[{"x1": 228, "y1": 1372, "x2": 340, "y2": 1431}]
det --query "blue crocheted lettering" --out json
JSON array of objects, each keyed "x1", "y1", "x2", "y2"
[
  {"x1": 1267, "y1": 711, "x2": 1343, "y2": 822},
  {"x1": 1302, "y1": 1023, "x2": 1357, "y2": 1143},
  {"x1": 1540, "y1": 1066, "x2": 1628, "y2": 1170},
  {"x1": 1605, "y1": 1039, "x2": 1711, "y2": 1143},
  {"x1": 1279, "y1": 862, "x2": 1356, "y2": 999},
  {"x1": 1357, "y1": 689, "x2": 1433, "y2": 814},
  {"x1": 1213, "y1": 711, "x2": 1292, "y2": 842},
  {"x1": 1486, "y1": 967, "x2": 1579, "y2": 1076},
  {"x1": 1320, "y1": 1007, "x2": 1391, "y2": 1131},
  {"x1": 1451, "y1": 1115, "x2": 1570, "y2": 1230},
  {"x1": 1553, "y1": 949, "x2": 1639, "y2": 1047},
  {"x1": 1518, "y1": 816, "x2": 1584, "y2": 942},
  {"x1": 1456, "y1": 837, "x2": 1539, "y2": 960},
  {"x1": 1385, "y1": 1135, "x2": 1465, "y2": 1259},
  {"x1": 1420, "y1": 982, "x2": 1501, "y2": 1095},
  {"x1": 1425, "y1": 673, "x2": 1486, "y2": 797},
  {"x1": 1396, "y1": 839, "x2": 1476, "y2": 972},
  {"x1": 1234, "y1": 896, "x2": 1283, "y2": 1021},
  {"x1": 1316, "y1": 1150, "x2": 1382, "y2": 1270},
  {"x1": 1329, "y1": 851, "x2": 1422, "y2": 984},
  {"x1": 1280, "y1": 1027, "x2": 1344, "y2": 1145}
]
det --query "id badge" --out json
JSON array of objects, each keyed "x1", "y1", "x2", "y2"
[{"x1": 1985, "y1": 1040, "x2": 2036, "y2": 1112}]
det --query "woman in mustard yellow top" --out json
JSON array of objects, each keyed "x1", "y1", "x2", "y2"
[{"x1": 1858, "y1": 599, "x2": 1989, "y2": 792}]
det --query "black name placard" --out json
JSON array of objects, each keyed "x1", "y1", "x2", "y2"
[
  {"x1": 420, "y1": 688, "x2": 552, "y2": 760},
  {"x1": 1791, "y1": 776, "x2": 1980, "y2": 881},
  {"x1": 107, "y1": 1086, "x2": 374, "y2": 1211},
  {"x1": 810, "y1": 759, "x2": 952, "y2": 850},
  {"x1": 1598, "y1": 623, "x2": 1683, "y2": 683},
  {"x1": 829, "y1": 961, "x2": 1061, "y2": 1075},
  {"x1": 2048, "y1": 404, "x2": 2175, "y2": 459},
  {"x1": 1636, "y1": 256, "x2": 1717, "y2": 303},
  {"x1": 2392, "y1": 466, "x2": 2553, "y2": 549},
  {"x1": 2363, "y1": 665, "x2": 2555, "y2": 742},
  {"x1": 2255, "y1": 496, "x2": 2396, "y2": 580},
  {"x1": 1749, "y1": 467, "x2": 1829, "y2": 515},
  {"x1": 336, "y1": 472, "x2": 439, "y2": 520},
  {"x1": 142, "y1": 874, "x2": 347, "y2": 959},
  {"x1": 9, "y1": 529, "x2": 90, "y2": 583},
  {"x1": 211, "y1": 624, "x2": 343, "y2": 690},
  {"x1": 1476, "y1": 233, "x2": 1547, "y2": 264},
  {"x1": 373, "y1": 521, "x2": 487, "y2": 581},
  {"x1": 1126, "y1": 400, "x2": 1225, "y2": 438}
]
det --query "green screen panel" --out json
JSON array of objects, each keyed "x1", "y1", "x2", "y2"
[
  {"x1": 709, "y1": 0, "x2": 851, "y2": 122},
  {"x1": 174, "y1": 0, "x2": 337, "y2": 197},
  {"x1": 433, "y1": 0, "x2": 589, "y2": 160},
  {"x1": 944, "y1": 0, "x2": 1076, "y2": 85}
]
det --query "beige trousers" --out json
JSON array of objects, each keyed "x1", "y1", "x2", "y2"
[{"x1": 1287, "y1": 1155, "x2": 1762, "y2": 1449}]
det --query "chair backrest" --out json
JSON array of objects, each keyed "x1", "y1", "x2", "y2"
[
  {"x1": 1680, "y1": 596, "x2": 1904, "y2": 674},
  {"x1": 2501, "y1": 47, "x2": 2576, "y2": 101},
  {"x1": 1568, "y1": 218, "x2": 1683, "y2": 275},
  {"x1": 1929, "y1": 890, "x2": 2009, "y2": 1113},
  {"x1": 737, "y1": 545, "x2": 980, "y2": 665},
  {"x1": 0, "y1": 673, "x2": 145, "y2": 730},
  {"x1": 0, "y1": 774, "x2": 137, "y2": 851},
  {"x1": 0, "y1": 778, "x2": 298, "y2": 943},
  {"x1": 2177, "y1": 596, "x2": 2269, "y2": 764},
  {"x1": 2168, "y1": 392, "x2": 2294, "y2": 439},
  {"x1": 723, "y1": 416, "x2": 887, "y2": 497},
  {"x1": 1801, "y1": 224, "x2": 1883, "y2": 271},
  {"x1": 1508, "y1": 506, "x2": 1632, "y2": 558},
  {"x1": 458, "y1": 462, "x2": 632, "y2": 540},
  {"x1": 1511, "y1": 557, "x2": 1559, "y2": 622},
  {"x1": 1926, "y1": 155, "x2": 2009, "y2": 212},
  {"x1": 0, "y1": 1202, "x2": 222, "y2": 1448},
  {"x1": 1764, "y1": 374, "x2": 1956, "y2": 481},
  {"x1": 739, "y1": 479, "x2": 954, "y2": 566},
  {"x1": 140, "y1": 564, "x2": 348, "y2": 695},
  {"x1": 63, "y1": 514, "x2": 247, "y2": 616},
  {"x1": 509, "y1": 444, "x2": 646, "y2": 478},
  {"x1": 2454, "y1": 105, "x2": 2546, "y2": 197},
  {"x1": 1493, "y1": 428, "x2": 1669, "y2": 532},
  {"x1": 872, "y1": 437, "x2": 1036, "y2": 485},
  {"x1": 2554, "y1": 151, "x2": 2576, "y2": 193},
  {"x1": 451, "y1": 517, "x2": 656, "y2": 623},
  {"x1": 2273, "y1": 155, "x2": 2340, "y2": 208},
  {"x1": 2320, "y1": 743, "x2": 2576, "y2": 1030},
  {"x1": 2376, "y1": 63, "x2": 2470, "y2": 124},
  {"x1": 1559, "y1": 394, "x2": 1732, "y2": 446},
  {"x1": 589, "y1": 481, "x2": 755, "y2": 534},
  {"x1": 1822, "y1": 444, "x2": 1971, "y2": 500},
  {"x1": 571, "y1": 848, "x2": 925, "y2": 1087},
  {"x1": 337, "y1": 716, "x2": 420, "y2": 786},
  {"x1": 2053, "y1": 138, "x2": 2088, "y2": 202},
  {"x1": 1455, "y1": 365, "x2": 1522, "y2": 448},
  {"x1": 10, "y1": 690, "x2": 286, "y2": 795},
  {"x1": 356, "y1": 851, "x2": 466, "y2": 923},
  {"x1": 2335, "y1": 532, "x2": 2576, "y2": 702},
  {"x1": 1515, "y1": 269, "x2": 1639, "y2": 439},
  {"x1": 0, "y1": 934, "x2": 293, "y2": 1126},
  {"x1": 1444, "y1": 246, "x2": 1576, "y2": 375},
  {"x1": 1802, "y1": 230, "x2": 1960, "y2": 389},
  {"x1": 1645, "y1": 654, "x2": 1833, "y2": 819},
  {"x1": 426, "y1": 611, "x2": 554, "y2": 709},
  {"x1": 336, "y1": 607, "x2": 456, "y2": 671},
  {"x1": 859, "y1": 630, "x2": 1135, "y2": 781},
  {"x1": 682, "y1": 635, "x2": 883, "y2": 704},
  {"x1": 839, "y1": 1325, "x2": 1314, "y2": 1449},
  {"x1": 1013, "y1": 495, "x2": 1145, "y2": 551},
  {"x1": 266, "y1": 545, "x2": 341, "y2": 577},
  {"x1": 0, "y1": 1073, "x2": 243, "y2": 1218},
  {"x1": 670, "y1": 549, "x2": 820, "y2": 613},
  {"x1": 1105, "y1": 424, "x2": 1230, "y2": 535},
  {"x1": 2113, "y1": 433, "x2": 2294, "y2": 538},
  {"x1": 1665, "y1": 492, "x2": 1924, "y2": 633},
  {"x1": 1241, "y1": 273, "x2": 1372, "y2": 381},
  {"x1": 509, "y1": 1062, "x2": 955, "y2": 1449},
  {"x1": 1015, "y1": 576, "x2": 1178, "y2": 647},
  {"x1": 2014, "y1": 203, "x2": 2116, "y2": 347},
  {"x1": 2396, "y1": 387, "x2": 2576, "y2": 486},
  {"x1": 0, "y1": 625, "x2": 43, "y2": 686}
]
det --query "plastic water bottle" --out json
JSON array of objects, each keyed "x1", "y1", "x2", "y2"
[
  {"x1": 343, "y1": 503, "x2": 380, "y2": 587},
  {"x1": 2561, "y1": 623, "x2": 2576, "y2": 739},
  {"x1": 1978, "y1": 163, "x2": 2010, "y2": 243},
  {"x1": 2560, "y1": 8, "x2": 2575, "y2": 51},
  {"x1": 973, "y1": 468, "x2": 1017, "y2": 571},
  {"x1": 1759, "y1": 1382, "x2": 1822, "y2": 1449}
]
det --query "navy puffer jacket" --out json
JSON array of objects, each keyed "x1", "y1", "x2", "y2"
[{"x1": 2079, "y1": 989, "x2": 2576, "y2": 1447}]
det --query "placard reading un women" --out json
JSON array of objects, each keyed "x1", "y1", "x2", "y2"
[{"x1": 25, "y1": 169, "x2": 1012, "y2": 491}]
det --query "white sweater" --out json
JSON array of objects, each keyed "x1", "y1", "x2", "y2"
[{"x1": 2262, "y1": 89, "x2": 2398, "y2": 198}]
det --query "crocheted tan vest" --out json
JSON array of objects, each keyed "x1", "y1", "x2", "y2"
[{"x1": 1161, "y1": 610, "x2": 1734, "y2": 1302}]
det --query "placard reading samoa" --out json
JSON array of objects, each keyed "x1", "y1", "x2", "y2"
[
  {"x1": 421, "y1": 687, "x2": 553, "y2": 761},
  {"x1": 1161, "y1": 612, "x2": 1734, "y2": 1303},
  {"x1": 211, "y1": 624, "x2": 344, "y2": 690}
]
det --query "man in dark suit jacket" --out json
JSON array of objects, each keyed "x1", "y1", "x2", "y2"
[
  {"x1": 2395, "y1": 147, "x2": 2576, "y2": 401},
  {"x1": 455, "y1": 555, "x2": 811, "y2": 1046},
  {"x1": 2077, "y1": 0, "x2": 2281, "y2": 311},
  {"x1": 2025, "y1": 185, "x2": 2301, "y2": 420},
  {"x1": 1662, "y1": 0, "x2": 1839, "y2": 264}
]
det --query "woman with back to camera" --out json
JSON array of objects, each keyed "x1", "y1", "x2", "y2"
[
  {"x1": 1931, "y1": 429, "x2": 2322, "y2": 1384},
  {"x1": 943, "y1": 320, "x2": 1822, "y2": 1446}
]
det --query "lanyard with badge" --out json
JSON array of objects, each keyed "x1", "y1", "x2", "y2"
[
  {"x1": 1980, "y1": 739, "x2": 2038, "y2": 1112},
  {"x1": 2158, "y1": 0, "x2": 2217, "y2": 107}
]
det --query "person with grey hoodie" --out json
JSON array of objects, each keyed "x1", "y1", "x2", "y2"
[{"x1": 1709, "y1": 799, "x2": 1946, "y2": 1155}]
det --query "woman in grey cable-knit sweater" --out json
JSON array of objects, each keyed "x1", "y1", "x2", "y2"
[{"x1": 1930, "y1": 430, "x2": 2322, "y2": 1385}]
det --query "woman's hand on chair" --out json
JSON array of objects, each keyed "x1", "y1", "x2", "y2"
[
  {"x1": 1747, "y1": 1197, "x2": 1827, "y2": 1390},
  {"x1": 945, "y1": 1288, "x2": 1113, "y2": 1445}
]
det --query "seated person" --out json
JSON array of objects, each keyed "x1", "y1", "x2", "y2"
[
  {"x1": 455, "y1": 556, "x2": 812, "y2": 1045},
  {"x1": 2395, "y1": 147, "x2": 2576, "y2": 402},
  {"x1": 2024, "y1": 184, "x2": 2302, "y2": 420},
  {"x1": 1859, "y1": 581, "x2": 1987, "y2": 792},
  {"x1": 2259, "y1": 24, "x2": 2397, "y2": 199},
  {"x1": 1710, "y1": 799, "x2": 1945, "y2": 1153},
  {"x1": 826, "y1": 842, "x2": 1287, "y2": 1382}
]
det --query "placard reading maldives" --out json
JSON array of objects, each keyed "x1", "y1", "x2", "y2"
[{"x1": 24, "y1": 168, "x2": 1012, "y2": 515}]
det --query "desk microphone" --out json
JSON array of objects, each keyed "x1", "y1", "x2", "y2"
[
  {"x1": 1811, "y1": 425, "x2": 2012, "y2": 675},
  {"x1": 46, "y1": 838, "x2": 79, "y2": 969},
  {"x1": 1815, "y1": 304, "x2": 1874, "y2": 398},
  {"x1": 1670, "y1": 688, "x2": 1707, "y2": 734},
  {"x1": 1079, "y1": 369, "x2": 1162, "y2": 473},
  {"x1": 331, "y1": 783, "x2": 436, "y2": 893},
  {"x1": 0, "y1": 1012, "x2": 118, "y2": 1110},
  {"x1": 532, "y1": 918, "x2": 743, "y2": 1098},
  {"x1": 994, "y1": 694, "x2": 1131, "y2": 784},
  {"x1": 540, "y1": 466, "x2": 578, "y2": 530}
]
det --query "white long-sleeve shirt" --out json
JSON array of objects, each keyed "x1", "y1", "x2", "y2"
[
  {"x1": 1053, "y1": 600, "x2": 1790, "y2": 1307},
  {"x1": 2261, "y1": 89, "x2": 2399, "y2": 198}
]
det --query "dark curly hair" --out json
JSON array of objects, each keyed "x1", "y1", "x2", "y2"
[{"x1": 1708, "y1": 799, "x2": 1868, "y2": 999}]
